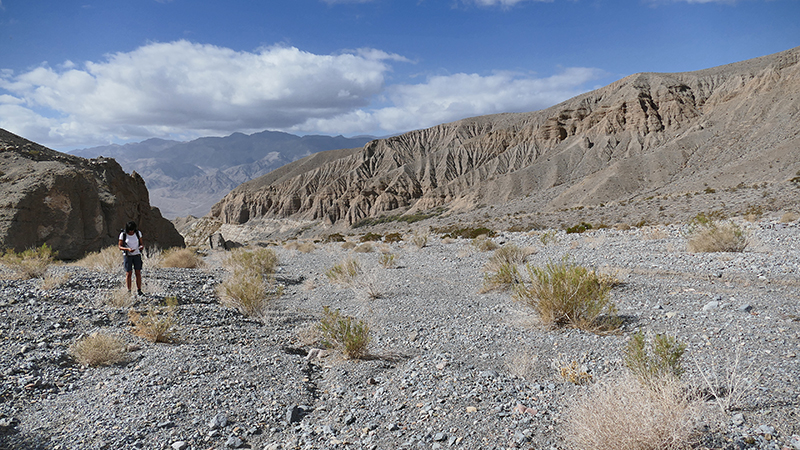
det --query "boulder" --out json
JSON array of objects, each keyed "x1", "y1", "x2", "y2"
[{"x1": 0, "y1": 129, "x2": 184, "y2": 260}]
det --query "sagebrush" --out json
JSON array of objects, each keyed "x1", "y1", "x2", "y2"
[
  {"x1": 217, "y1": 270, "x2": 283, "y2": 318},
  {"x1": 70, "y1": 331, "x2": 128, "y2": 366},
  {"x1": 624, "y1": 330, "x2": 686, "y2": 384},
  {"x1": 318, "y1": 306, "x2": 371, "y2": 359}
]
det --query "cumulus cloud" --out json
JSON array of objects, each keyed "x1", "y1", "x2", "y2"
[
  {"x1": 0, "y1": 40, "x2": 404, "y2": 147},
  {"x1": 293, "y1": 67, "x2": 605, "y2": 135},
  {"x1": 0, "y1": 39, "x2": 603, "y2": 148}
]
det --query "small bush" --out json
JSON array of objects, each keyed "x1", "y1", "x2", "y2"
[
  {"x1": 322, "y1": 233, "x2": 346, "y2": 243},
  {"x1": 410, "y1": 231, "x2": 428, "y2": 249},
  {"x1": 102, "y1": 287, "x2": 135, "y2": 308},
  {"x1": 284, "y1": 241, "x2": 316, "y2": 253},
  {"x1": 486, "y1": 244, "x2": 533, "y2": 272},
  {"x1": 379, "y1": 253, "x2": 396, "y2": 268},
  {"x1": 514, "y1": 258, "x2": 619, "y2": 331},
  {"x1": 318, "y1": 306, "x2": 371, "y2": 359},
  {"x1": 436, "y1": 226, "x2": 495, "y2": 240},
  {"x1": 780, "y1": 211, "x2": 799, "y2": 223},
  {"x1": 325, "y1": 258, "x2": 362, "y2": 286},
  {"x1": 566, "y1": 222, "x2": 593, "y2": 234},
  {"x1": 471, "y1": 235, "x2": 499, "y2": 252},
  {"x1": 558, "y1": 359, "x2": 593, "y2": 385},
  {"x1": 224, "y1": 247, "x2": 278, "y2": 275},
  {"x1": 686, "y1": 220, "x2": 748, "y2": 253},
  {"x1": 159, "y1": 247, "x2": 204, "y2": 268},
  {"x1": 70, "y1": 331, "x2": 128, "y2": 366},
  {"x1": 481, "y1": 262, "x2": 521, "y2": 293},
  {"x1": 217, "y1": 270, "x2": 282, "y2": 318},
  {"x1": 40, "y1": 272, "x2": 70, "y2": 290},
  {"x1": 1, "y1": 244, "x2": 57, "y2": 279},
  {"x1": 129, "y1": 308, "x2": 176, "y2": 343},
  {"x1": 539, "y1": 230, "x2": 558, "y2": 245},
  {"x1": 341, "y1": 241, "x2": 357, "y2": 250},
  {"x1": 565, "y1": 373, "x2": 697, "y2": 450},
  {"x1": 359, "y1": 232, "x2": 382, "y2": 242},
  {"x1": 354, "y1": 243, "x2": 374, "y2": 253},
  {"x1": 624, "y1": 330, "x2": 686, "y2": 384},
  {"x1": 384, "y1": 232, "x2": 403, "y2": 243},
  {"x1": 75, "y1": 246, "x2": 122, "y2": 273}
]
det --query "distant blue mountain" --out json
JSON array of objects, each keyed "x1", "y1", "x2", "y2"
[{"x1": 70, "y1": 130, "x2": 375, "y2": 218}]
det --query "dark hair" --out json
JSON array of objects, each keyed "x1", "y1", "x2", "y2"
[{"x1": 125, "y1": 221, "x2": 138, "y2": 233}]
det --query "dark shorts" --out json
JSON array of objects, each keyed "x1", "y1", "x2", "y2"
[{"x1": 123, "y1": 254, "x2": 143, "y2": 272}]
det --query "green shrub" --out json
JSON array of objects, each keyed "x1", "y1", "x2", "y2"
[
  {"x1": 435, "y1": 226, "x2": 495, "y2": 240},
  {"x1": 514, "y1": 258, "x2": 619, "y2": 331},
  {"x1": 566, "y1": 222, "x2": 593, "y2": 234},
  {"x1": 322, "y1": 233, "x2": 346, "y2": 243},
  {"x1": 1, "y1": 244, "x2": 57, "y2": 279},
  {"x1": 539, "y1": 230, "x2": 558, "y2": 245},
  {"x1": 318, "y1": 306, "x2": 371, "y2": 359},
  {"x1": 624, "y1": 330, "x2": 686, "y2": 384},
  {"x1": 379, "y1": 253, "x2": 396, "y2": 268}
]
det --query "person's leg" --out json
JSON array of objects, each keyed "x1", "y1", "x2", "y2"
[
  {"x1": 125, "y1": 270, "x2": 133, "y2": 291},
  {"x1": 135, "y1": 269, "x2": 142, "y2": 291}
]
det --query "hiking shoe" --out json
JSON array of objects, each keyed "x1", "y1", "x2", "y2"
[{"x1": 137, "y1": 290, "x2": 144, "y2": 296}]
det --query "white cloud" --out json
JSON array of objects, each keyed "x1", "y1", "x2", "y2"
[
  {"x1": 0, "y1": 40, "x2": 403, "y2": 147},
  {"x1": 0, "y1": 39, "x2": 603, "y2": 148},
  {"x1": 470, "y1": 0, "x2": 552, "y2": 7},
  {"x1": 293, "y1": 67, "x2": 605, "y2": 135}
]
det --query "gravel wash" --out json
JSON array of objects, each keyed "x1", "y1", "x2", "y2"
[{"x1": 1, "y1": 218, "x2": 799, "y2": 450}]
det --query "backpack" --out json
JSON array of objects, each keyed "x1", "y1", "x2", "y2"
[{"x1": 120, "y1": 229, "x2": 142, "y2": 255}]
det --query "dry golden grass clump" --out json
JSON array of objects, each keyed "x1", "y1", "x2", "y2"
[
  {"x1": 129, "y1": 305, "x2": 177, "y2": 343},
  {"x1": 409, "y1": 231, "x2": 428, "y2": 249},
  {"x1": 486, "y1": 244, "x2": 534, "y2": 272},
  {"x1": 325, "y1": 258, "x2": 362, "y2": 286},
  {"x1": 224, "y1": 247, "x2": 278, "y2": 275},
  {"x1": 102, "y1": 287, "x2": 136, "y2": 308},
  {"x1": 341, "y1": 241, "x2": 358, "y2": 250},
  {"x1": 217, "y1": 270, "x2": 283, "y2": 318},
  {"x1": 481, "y1": 262, "x2": 521, "y2": 293},
  {"x1": 514, "y1": 258, "x2": 619, "y2": 331},
  {"x1": 284, "y1": 241, "x2": 316, "y2": 253},
  {"x1": 70, "y1": 331, "x2": 128, "y2": 366},
  {"x1": 1, "y1": 244, "x2": 57, "y2": 279},
  {"x1": 40, "y1": 272, "x2": 70, "y2": 290},
  {"x1": 378, "y1": 252, "x2": 396, "y2": 268},
  {"x1": 471, "y1": 235, "x2": 499, "y2": 252},
  {"x1": 779, "y1": 211, "x2": 799, "y2": 223},
  {"x1": 74, "y1": 246, "x2": 122, "y2": 273},
  {"x1": 159, "y1": 247, "x2": 205, "y2": 268},
  {"x1": 353, "y1": 243, "x2": 374, "y2": 253},
  {"x1": 318, "y1": 306, "x2": 371, "y2": 359},
  {"x1": 686, "y1": 213, "x2": 748, "y2": 253},
  {"x1": 565, "y1": 373, "x2": 697, "y2": 450}
]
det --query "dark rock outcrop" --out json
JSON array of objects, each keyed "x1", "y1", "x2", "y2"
[
  {"x1": 0, "y1": 130, "x2": 184, "y2": 260},
  {"x1": 210, "y1": 46, "x2": 800, "y2": 227}
]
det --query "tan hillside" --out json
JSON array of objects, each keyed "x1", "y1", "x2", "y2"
[{"x1": 210, "y1": 47, "x2": 800, "y2": 231}]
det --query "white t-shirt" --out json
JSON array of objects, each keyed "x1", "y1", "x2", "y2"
[{"x1": 119, "y1": 231, "x2": 142, "y2": 255}]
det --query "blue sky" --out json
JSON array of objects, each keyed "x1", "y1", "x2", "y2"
[{"x1": 0, "y1": 0, "x2": 798, "y2": 150}]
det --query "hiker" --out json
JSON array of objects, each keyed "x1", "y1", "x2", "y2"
[{"x1": 119, "y1": 221, "x2": 144, "y2": 296}]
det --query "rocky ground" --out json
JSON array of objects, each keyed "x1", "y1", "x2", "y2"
[{"x1": 1, "y1": 216, "x2": 799, "y2": 450}]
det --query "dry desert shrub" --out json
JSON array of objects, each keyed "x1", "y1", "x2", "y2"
[
  {"x1": 129, "y1": 307, "x2": 176, "y2": 343},
  {"x1": 686, "y1": 214, "x2": 748, "y2": 253},
  {"x1": 70, "y1": 331, "x2": 128, "y2": 366},
  {"x1": 695, "y1": 345, "x2": 760, "y2": 414},
  {"x1": 318, "y1": 306, "x2": 371, "y2": 359},
  {"x1": 326, "y1": 258, "x2": 362, "y2": 286},
  {"x1": 378, "y1": 252, "x2": 396, "y2": 268},
  {"x1": 217, "y1": 270, "x2": 283, "y2": 318},
  {"x1": 103, "y1": 287, "x2": 136, "y2": 308},
  {"x1": 486, "y1": 244, "x2": 534, "y2": 271},
  {"x1": 284, "y1": 241, "x2": 316, "y2": 253},
  {"x1": 481, "y1": 262, "x2": 521, "y2": 293},
  {"x1": 780, "y1": 211, "x2": 799, "y2": 223},
  {"x1": 565, "y1": 373, "x2": 697, "y2": 450},
  {"x1": 224, "y1": 247, "x2": 278, "y2": 275},
  {"x1": 341, "y1": 241, "x2": 357, "y2": 250},
  {"x1": 471, "y1": 235, "x2": 499, "y2": 252},
  {"x1": 354, "y1": 243, "x2": 373, "y2": 253},
  {"x1": 159, "y1": 247, "x2": 204, "y2": 268},
  {"x1": 75, "y1": 246, "x2": 122, "y2": 273},
  {"x1": 352, "y1": 270, "x2": 383, "y2": 300},
  {"x1": 514, "y1": 258, "x2": 619, "y2": 331},
  {"x1": 409, "y1": 231, "x2": 428, "y2": 249},
  {"x1": 1, "y1": 244, "x2": 57, "y2": 279},
  {"x1": 555, "y1": 358, "x2": 593, "y2": 385},
  {"x1": 40, "y1": 272, "x2": 70, "y2": 290}
]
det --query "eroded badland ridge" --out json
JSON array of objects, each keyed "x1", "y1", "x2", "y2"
[{"x1": 208, "y1": 46, "x2": 800, "y2": 241}]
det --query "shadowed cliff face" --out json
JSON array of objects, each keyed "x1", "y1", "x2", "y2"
[
  {"x1": 0, "y1": 130, "x2": 184, "y2": 260},
  {"x1": 211, "y1": 47, "x2": 800, "y2": 227}
]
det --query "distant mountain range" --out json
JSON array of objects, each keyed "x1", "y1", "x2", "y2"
[{"x1": 70, "y1": 131, "x2": 376, "y2": 218}]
